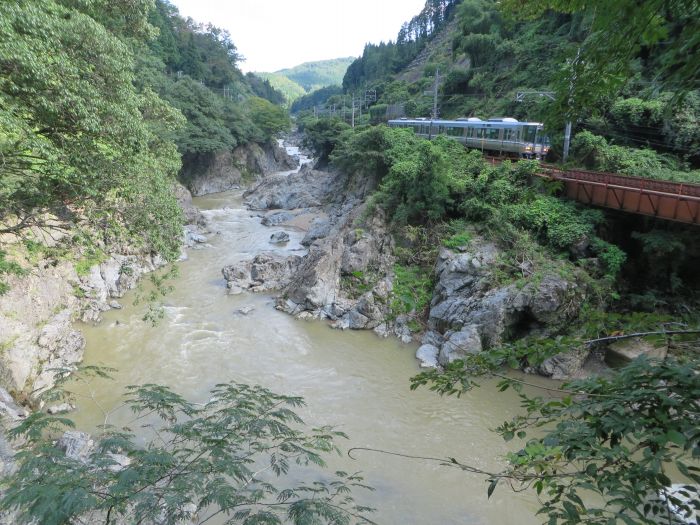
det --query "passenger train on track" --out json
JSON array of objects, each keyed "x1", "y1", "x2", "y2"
[{"x1": 387, "y1": 117, "x2": 550, "y2": 159}]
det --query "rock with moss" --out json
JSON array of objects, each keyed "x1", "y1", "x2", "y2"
[{"x1": 423, "y1": 242, "x2": 590, "y2": 378}]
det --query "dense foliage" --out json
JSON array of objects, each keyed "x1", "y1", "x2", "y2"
[
  {"x1": 343, "y1": 0, "x2": 461, "y2": 91},
  {"x1": 300, "y1": 118, "x2": 351, "y2": 164},
  {"x1": 330, "y1": 125, "x2": 623, "y2": 276},
  {"x1": 275, "y1": 57, "x2": 356, "y2": 93},
  {"x1": 336, "y1": 0, "x2": 700, "y2": 180},
  {"x1": 2, "y1": 377, "x2": 374, "y2": 524},
  {"x1": 571, "y1": 131, "x2": 700, "y2": 183},
  {"x1": 291, "y1": 85, "x2": 345, "y2": 113},
  {"x1": 0, "y1": 0, "x2": 290, "y2": 292},
  {"x1": 412, "y1": 350, "x2": 700, "y2": 524},
  {"x1": 256, "y1": 72, "x2": 308, "y2": 104},
  {"x1": 145, "y1": 1, "x2": 289, "y2": 158},
  {"x1": 0, "y1": 0, "x2": 184, "y2": 261},
  {"x1": 258, "y1": 57, "x2": 355, "y2": 104},
  {"x1": 501, "y1": 0, "x2": 700, "y2": 112},
  {"x1": 245, "y1": 72, "x2": 287, "y2": 105}
]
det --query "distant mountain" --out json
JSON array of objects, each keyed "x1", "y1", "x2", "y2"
[
  {"x1": 257, "y1": 57, "x2": 355, "y2": 102},
  {"x1": 256, "y1": 73, "x2": 307, "y2": 103}
]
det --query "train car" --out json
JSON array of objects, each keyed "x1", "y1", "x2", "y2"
[{"x1": 387, "y1": 117, "x2": 550, "y2": 159}]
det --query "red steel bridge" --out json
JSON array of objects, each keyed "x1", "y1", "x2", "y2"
[
  {"x1": 485, "y1": 157, "x2": 700, "y2": 225},
  {"x1": 542, "y1": 167, "x2": 700, "y2": 226}
]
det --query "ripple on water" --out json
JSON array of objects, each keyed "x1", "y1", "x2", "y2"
[{"x1": 69, "y1": 152, "x2": 544, "y2": 525}]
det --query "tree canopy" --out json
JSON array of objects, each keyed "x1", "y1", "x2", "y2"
[{"x1": 2, "y1": 376, "x2": 374, "y2": 525}]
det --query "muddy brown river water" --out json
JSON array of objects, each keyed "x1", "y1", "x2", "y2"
[{"x1": 69, "y1": 155, "x2": 544, "y2": 524}]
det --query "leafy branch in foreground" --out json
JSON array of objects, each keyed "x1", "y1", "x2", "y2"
[
  {"x1": 1, "y1": 381, "x2": 375, "y2": 525},
  {"x1": 411, "y1": 333, "x2": 700, "y2": 524}
]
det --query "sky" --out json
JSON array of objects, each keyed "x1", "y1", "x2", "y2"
[{"x1": 170, "y1": 0, "x2": 427, "y2": 73}]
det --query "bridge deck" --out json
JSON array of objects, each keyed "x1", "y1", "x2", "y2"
[
  {"x1": 483, "y1": 157, "x2": 700, "y2": 225},
  {"x1": 541, "y1": 167, "x2": 700, "y2": 225}
]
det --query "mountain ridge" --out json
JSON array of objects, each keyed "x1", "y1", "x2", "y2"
[{"x1": 257, "y1": 56, "x2": 355, "y2": 102}]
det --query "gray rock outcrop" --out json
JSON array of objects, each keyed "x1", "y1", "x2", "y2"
[
  {"x1": 222, "y1": 253, "x2": 303, "y2": 295},
  {"x1": 417, "y1": 243, "x2": 591, "y2": 377},
  {"x1": 223, "y1": 161, "x2": 397, "y2": 334},
  {"x1": 244, "y1": 165, "x2": 343, "y2": 210},
  {"x1": 174, "y1": 182, "x2": 206, "y2": 227},
  {"x1": 57, "y1": 431, "x2": 95, "y2": 462},
  {"x1": 182, "y1": 141, "x2": 296, "y2": 196},
  {"x1": 269, "y1": 231, "x2": 290, "y2": 244},
  {"x1": 0, "y1": 185, "x2": 203, "y2": 399}
]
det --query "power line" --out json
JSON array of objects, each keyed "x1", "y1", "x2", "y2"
[{"x1": 579, "y1": 124, "x2": 699, "y2": 154}]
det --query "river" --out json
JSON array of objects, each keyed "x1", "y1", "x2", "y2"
[{"x1": 70, "y1": 148, "x2": 543, "y2": 524}]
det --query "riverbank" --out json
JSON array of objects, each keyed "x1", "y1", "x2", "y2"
[
  {"x1": 0, "y1": 140, "x2": 295, "y2": 404},
  {"x1": 66, "y1": 179, "x2": 545, "y2": 524},
  {"x1": 223, "y1": 142, "x2": 604, "y2": 379}
]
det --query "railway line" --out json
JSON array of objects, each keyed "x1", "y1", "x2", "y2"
[
  {"x1": 486, "y1": 156, "x2": 700, "y2": 225},
  {"x1": 386, "y1": 118, "x2": 699, "y2": 226}
]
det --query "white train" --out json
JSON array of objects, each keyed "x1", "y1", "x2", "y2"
[{"x1": 387, "y1": 117, "x2": 550, "y2": 159}]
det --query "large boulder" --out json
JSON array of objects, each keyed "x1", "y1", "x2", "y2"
[
  {"x1": 173, "y1": 182, "x2": 206, "y2": 227},
  {"x1": 222, "y1": 253, "x2": 302, "y2": 295},
  {"x1": 416, "y1": 344, "x2": 440, "y2": 368},
  {"x1": 57, "y1": 431, "x2": 94, "y2": 462},
  {"x1": 301, "y1": 217, "x2": 331, "y2": 246},
  {"x1": 425, "y1": 241, "x2": 589, "y2": 378},
  {"x1": 244, "y1": 165, "x2": 346, "y2": 210},
  {"x1": 269, "y1": 231, "x2": 290, "y2": 244},
  {"x1": 438, "y1": 325, "x2": 482, "y2": 365}
]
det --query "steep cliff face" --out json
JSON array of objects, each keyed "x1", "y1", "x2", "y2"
[
  {"x1": 0, "y1": 184, "x2": 205, "y2": 400},
  {"x1": 221, "y1": 163, "x2": 403, "y2": 335},
  {"x1": 416, "y1": 244, "x2": 595, "y2": 377},
  {"x1": 180, "y1": 141, "x2": 297, "y2": 196},
  {"x1": 0, "y1": 250, "x2": 165, "y2": 398}
]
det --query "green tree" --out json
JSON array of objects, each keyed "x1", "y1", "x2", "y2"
[
  {"x1": 412, "y1": 349, "x2": 700, "y2": 525},
  {"x1": 245, "y1": 97, "x2": 291, "y2": 141},
  {"x1": 162, "y1": 77, "x2": 238, "y2": 155},
  {"x1": 2, "y1": 378, "x2": 374, "y2": 525},
  {"x1": 301, "y1": 118, "x2": 352, "y2": 164},
  {"x1": 0, "y1": 0, "x2": 185, "y2": 261},
  {"x1": 375, "y1": 138, "x2": 453, "y2": 224},
  {"x1": 500, "y1": 0, "x2": 700, "y2": 117}
]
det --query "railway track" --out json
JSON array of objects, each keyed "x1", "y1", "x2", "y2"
[{"x1": 484, "y1": 156, "x2": 700, "y2": 225}]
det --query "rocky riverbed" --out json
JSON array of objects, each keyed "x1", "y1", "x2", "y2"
[
  {"x1": 222, "y1": 146, "x2": 603, "y2": 379},
  {"x1": 0, "y1": 140, "x2": 295, "y2": 403}
]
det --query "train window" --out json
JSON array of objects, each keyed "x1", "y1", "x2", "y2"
[
  {"x1": 475, "y1": 128, "x2": 484, "y2": 138},
  {"x1": 486, "y1": 128, "x2": 499, "y2": 140},
  {"x1": 523, "y1": 126, "x2": 537, "y2": 143},
  {"x1": 503, "y1": 129, "x2": 512, "y2": 141}
]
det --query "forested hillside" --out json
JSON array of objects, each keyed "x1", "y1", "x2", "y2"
[
  {"x1": 333, "y1": 0, "x2": 700, "y2": 179},
  {"x1": 258, "y1": 57, "x2": 355, "y2": 103},
  {"x1": 0, "y1": 0, "x2": 289, "y2": 290}
]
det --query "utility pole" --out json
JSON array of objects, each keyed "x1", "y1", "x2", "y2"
[
  {"x1": 563, "y1": 47, "x2": 581, "y2": 163},
  {"x1": 432, "y1": 68, "x2": 440, "y2": 120},
  {"x1": 351, "y1": 93, "x2": 355, "y2": 128},
  {"x1": 563, "y1": 121, "x2": 572, "y2": 163}
]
